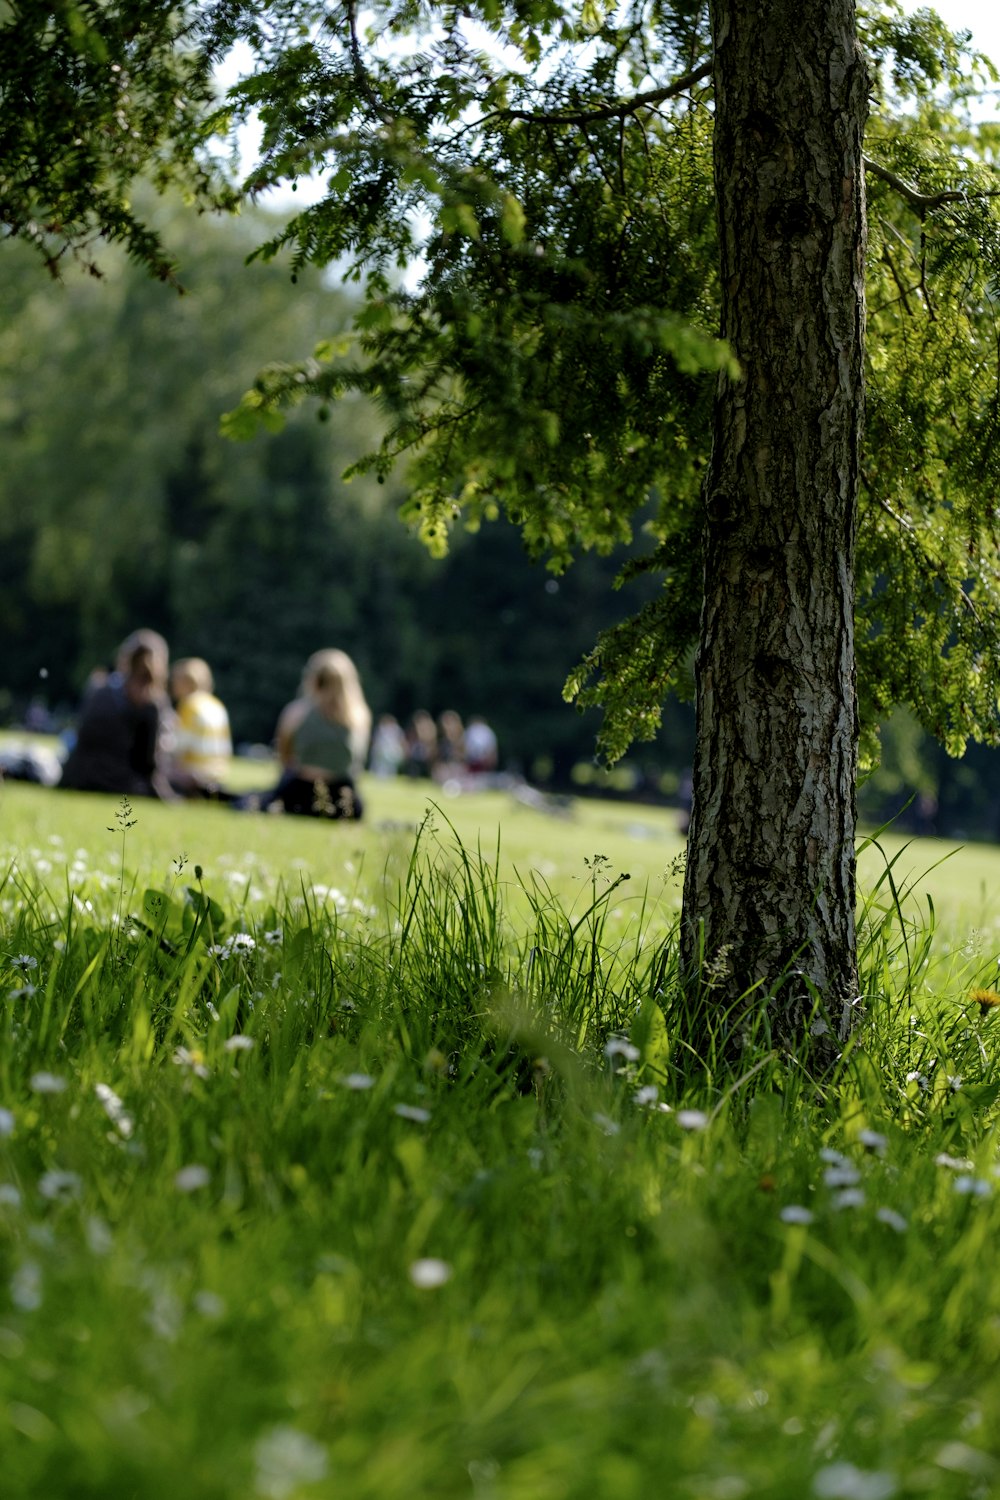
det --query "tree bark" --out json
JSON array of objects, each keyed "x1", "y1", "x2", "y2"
[{"x1": 680, "y1": 0, "x2": 869, "y2": 1053}]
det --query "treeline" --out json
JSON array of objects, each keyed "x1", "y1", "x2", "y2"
[
  {"x1": 2, "y1": 202, "x2": 998, "y2": 830},
  {"x1": 0, "y1": 201, "x2": 693, "y2": 787}
]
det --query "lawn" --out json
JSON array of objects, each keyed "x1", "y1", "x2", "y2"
[{"x1": 2, "y1": 773, "x2": 1000, "y2": 1498}]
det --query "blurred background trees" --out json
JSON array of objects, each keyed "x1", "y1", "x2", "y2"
[{"x1": 0, "y1": 199, "x2": 691, "y2": 786}]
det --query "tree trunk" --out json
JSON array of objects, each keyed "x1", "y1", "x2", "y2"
[{"x1": 680, "y1": 0, "x2": 869, "y2": 1053}]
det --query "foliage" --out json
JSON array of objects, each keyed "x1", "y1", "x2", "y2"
[
  {"x1": 3, "y1": 791, "x2": 1000, "y2": 1492},
  {"x1": 0, "y1": 0, "x2": 230, "y2": 279},
  {"x1": 208, "y1": 0, "x2": 1000, "y2": 764},
  {"x1": 0, "y1": 205, "x2": 698, "y2": 776}
]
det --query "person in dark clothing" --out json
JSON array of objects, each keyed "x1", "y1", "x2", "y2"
[{"x1": 59, "y1": 635, "x2": 175, "y2": 799}]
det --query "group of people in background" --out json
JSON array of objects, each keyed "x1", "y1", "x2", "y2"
[
  {"x1": 369, "y1": 708, "x2": 499, "y2": 783},
  {"x1": 11, "y1": 628, "x2": 499, "y2": 822}
]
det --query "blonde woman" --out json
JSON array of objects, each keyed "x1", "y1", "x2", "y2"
[
  {"x1": 265, "y1": 649, "x2": 372, "y2": 818},
  {"x1": 169, "y1": 657, "x2": 233, "y2": 795}
]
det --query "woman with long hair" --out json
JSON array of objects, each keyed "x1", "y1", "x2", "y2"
[{"x1": 265, "y1": 649, "x2": 372, "y2": 818}]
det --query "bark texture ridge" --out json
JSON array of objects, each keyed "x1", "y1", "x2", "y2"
[{"x1": 681, "y1": 0, "x2": 870, "y2": 1047}]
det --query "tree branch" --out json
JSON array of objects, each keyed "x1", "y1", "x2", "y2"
[
  {"x1": 864, "y1": 155, "x2": 1000, "y2": 212},
  {"x1": 496, "y1": 58, "x2": 713, "y2": 128}
]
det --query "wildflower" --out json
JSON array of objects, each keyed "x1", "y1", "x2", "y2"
[
  {"x1": 263, "y1": 929, "x2": 283, "y2": 947},
  {"x1": 604, "y1": 1036, "x2": 641, "y2": 1064},
  {"x1": 971, "y1": 987, "x2": 1000, "y2": 1018},
  {"x1": 7, "y1": 984, "x2": 37, "y2": 1001},
  {"x1": 633, "y1": 1084, "x2": 660, "y2": 1106},
  {"x1": 831, "y1": 1187, "x2": 866, "y2": 1210},
  {"x1": 339, "y1": 1072, "x2": 375, "y2": 1091},
  {"x1": 812, "y1": 1462, "x2": 898, "y2": 1500},
  {"x1": 592, "y1": 1111, "x2": 621, "y2": 1136},
  {"x1": 393, "y1": 1103, "x2": 431, "y2": 1123},
  {"x1": 194, "y1": 1290, "x2": 226, "y2": 1320},
  {"x1": 954, "y1": 1175, "x2": 992, "y2": 1198},
  {"x1": 935, "y1": 1152, "x2": 973, "y2": 1171},
  {"x1": 824, "y1": 1164, "x2": 861, "y2": 1189},
  {"x1": 875, "y1": 1207, "x2": 908, "y2": 1233},
  {"x1": 223, "y1": 1035, "x2": 255, "y2": 1053},
  {"x1": 254, "y1": 1426, "x2": 328, "y2": 1500},
  {"x1": 94, "y1": 1083, "x2": 134, "y2": 1138},
  {"x1": 174, "y1": 1164, "x2": 211, "y2": 1193},
  {"x1": 820, "y1": 1147, "x2": 851, "y2": 1167},
  {"x1": 38, "y1": 1169, "x2": 82, "y2": 1201},
  {"x1": 29, "y1": 1073, "x2": 67, "y2": 1095},
  {"x1": 676, "y1": 1109, "x2": 709, "y2": 1131},
  {"x1": 8, "y1": 955, "x2": 37, "y2": 973},
  {"x1": 905, "y1": 1070, "x2": 930, "y2": 1091},
  {"x1": 408, "y1": 1258, "x2": 452, "y2": 1289},
  {"x1": 858, "y1": 1129, "x2": 887, "y2": 1155},
  {"x1": 173, "y1": 1047, "x2": 210, "y2": 1080},
  {"x1": 0, "y1": 1109, "x2": 13, "y2": 1138},
  {"x1": 210, "y1": 933, "x2": 257, "y2": 960},
  {"x1": 86, "y1": 1216, "x2": 113, "y2": 1256},
  {"x1": 10, "y1": 1261, "x2": 42, "y2": 1311},
  {"x1": 0, "y1": 1184, "x2": 21, "y2": 1207},
  {"x1": 780, "y1": 1205, "x2": 814, "y2": 1225}
]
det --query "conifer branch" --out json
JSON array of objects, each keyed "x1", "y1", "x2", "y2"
[
  {"x1": 864, "y1": 155, "x2": 1000, "y2": 212},
  {"x1": 494, "y1": 59, "x2": 713, "y2": 127}
]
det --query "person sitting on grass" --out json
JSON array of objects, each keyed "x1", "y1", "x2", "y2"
[
  {"x1": 169, "y1": 656, "x2": 233, "y2": 798},
  {"x1": 59, "y1": 630, "x2": 175, "y2": 799},
  {"x1": 257, "y1": 649, "x2": 372, "y2": 819}
]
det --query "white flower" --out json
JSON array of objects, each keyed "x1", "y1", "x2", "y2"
[
  {"x1": 7, "y1": 984, "x2": 36, "y2": 1001},
  {"x1": 94, "y1": 1083, "x2": 134, "y2": 1138},
  {"x1": 824, "y1": 1165, "x2": 861, "y2": 1189},
  {"x1": 339, "y1": 1072, "x2": 375, "y2": 1091},
  {"x1": 954, "y1": 1175, "x2": 992, "y2": 1198},
  {"x1": 263, "y1": 929, "x2": 283, "y2": 946},
  {"x1": 254, "y1": 1425, "x2": 328, "y2": 1500},
  {"x1": 820, "y1": 1147, "x2": 851, "y2": 1167},
  {"x1": 604, "y1": 1036, "x2": 641, "y2": 1063},
  {"x1": 211, "y1": 932, "x2": 258, "y2": 960},
  {"x1": 780, "y1": 1205, "x2": 814, "y2": 1225},
  {"x1": 174, "y1": 1164, "x2": 211, "y2": 1193},
  {"x1": 0, "y1": 1108, "x2": 14, "y2": 1138},
  {"x1": 592, "y1": 1111, "x2": 621, "y2": 1136},
  {"x1": 831, "y1": 1188, "x2": 866, "y2": 1210},
  {"x1": 935, "y1": 1152, "x2": 973, "y2": 1171},
  {"x1": 393, "y1": 1103, "x2": 431, "y2": 1123},
  {"x1": 633, "y1": 1085, "x2": 660, "y2": 1106},
  {"x1": 10, "y1": 1260, "x2": 43, "y2": 1311},
  {"x1": 812, "y1": 1462, "x2": 897, "y2": 1499},
  {"x1": 408, "y1": 1258, "x2": 452, "y2": 1289},
  {"x1": 38, "y1": 1169, "x2": 82, "y2": 1201},
  {"x1": 29, "y1": 1072, "x2": 67, "y2": 1095},
  {"x1": 9, "y1": 955, "x2": 37, "y2": 973},
  {"x1": 875, "y1": 1207, "x2": 908, "y2": 1233},
  {"x1": 173, "y1": 1047, "x2": 210, "y2": 1080},
  {"x1": 224, "y1": 1035, "x2": 255, "y2": 1053},
  {"x1": 0, "y1": 1183, "x2": 21, "y2": 1208},
  {"x1": 676, "y1": 1109, "x2": 709, "y2": 1131},
  {"x1": 858, "y1": 1129, "x2": 887, "y2": 1155},
  {"x1": 194, "y1": 1289, "x2": 226, "y2": 1320}
]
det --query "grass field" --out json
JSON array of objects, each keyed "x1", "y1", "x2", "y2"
[{"x1": 3, "y1": 772, "x2": 1000, "y2": 1498}]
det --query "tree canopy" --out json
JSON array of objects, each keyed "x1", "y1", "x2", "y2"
[
  {"x1": 0, "y1": 0, "x2": 227, "y2": 278},
  {"x1": 209, "y1": 1, "x2": 1000, "y2": 769}
]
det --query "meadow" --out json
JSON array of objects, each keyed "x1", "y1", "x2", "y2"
[{"x1": 3, "y1": 773, "x2": 1000, "y2": 1498}]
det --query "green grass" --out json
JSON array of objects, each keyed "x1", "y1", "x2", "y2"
[{"x1": 3, "y1": 777, "x2": 1000, "y2": 1497}]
